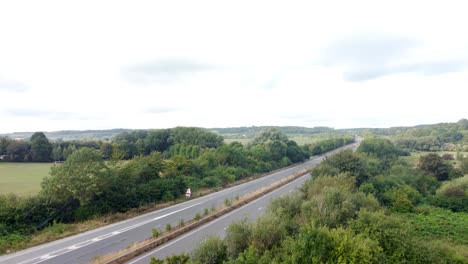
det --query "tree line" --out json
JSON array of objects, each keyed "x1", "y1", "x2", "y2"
[
  {"x1": 152, "y1": 137, "x2": 467, "y2": 264},
  {"x1": 0, "y1": 128, "x2": 355, "y2": 254}
]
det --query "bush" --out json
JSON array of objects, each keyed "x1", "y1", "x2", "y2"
[
  {"x1": 442, "y1": 153, "x2": 454, "y2": 160},
  {"x1": 225, "y1": 219, "x2": 252, "y2": 259},
  {"x1": 152, "y1": 227, "x2": 160, "y2": 238},
  {"x1": 317, "y1": 149, "x2": 368, "y2": 185},
  {"x1": 194, "y1": 212, "x2": 201, "y2": 221},
  {"x1": 436, "y1": 175, "x2": 468, "y2": 198},
  {"x1": 383, "y1": 185, "x2": 422, "y2": 213},
  {"x1": 191, "y1": 235, "x2": 227, "y2": 264},
  {"x1": 251, "y1": 214, "x2": 287, "y2": 253},
  {"x1": 431, "y1": 177, "x2": 468, "y2": 212},
  {"x1": 418, "y1": 153, "x2": 452, "y2": 181}
]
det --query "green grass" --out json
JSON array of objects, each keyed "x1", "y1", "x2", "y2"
[
  {"x1": 0, "y1": 162, "x2": 53, "y2": 196},
  {"x1": 403, "y1": 151, "x2": 468, "y2": 167},
  {"x1": 403, "y1": 208, "x2": 468, "y2": 245},
  {"x1": 398, "y1": 207, "x2": 468, "y2": 259}
]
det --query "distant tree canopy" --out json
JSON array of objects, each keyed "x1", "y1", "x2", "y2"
[
  {"x1": 112, "y1": 127, "x2": 224, "y2": 159},
  {"x1": 30, "y1": 132, "x2": 52, "y2": 162},
  {"x1": 5, "y1": 140, "x2": 30, "y2": 162},
  {"x1": 388, "y1": 119, "x2": 467, "y2": 151},
  {"x1": 417, "y1": 153, "x2": 459, "y2": 181}
]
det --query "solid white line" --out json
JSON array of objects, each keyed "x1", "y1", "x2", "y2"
[
  {"x1": 15, "y1": 201, "x2": 203, "y2": 264},
  {"x1": 127, "y1": 174, "x2": 310, "y2": 264}
]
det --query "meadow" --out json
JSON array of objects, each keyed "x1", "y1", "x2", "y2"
[
  {"x1": 403, "y1": 151, "x2": 468, "y2": 167},
  {"x1": 0, "y1": 162, "x2": 53, "y2": 196}
]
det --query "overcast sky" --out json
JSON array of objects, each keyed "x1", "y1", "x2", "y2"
[{"x1": 1, "y1": 0, "x2": 467, "y2": 133}]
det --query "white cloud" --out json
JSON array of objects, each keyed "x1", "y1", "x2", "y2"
[{"x1": 0, "y1": 0, "x2": 467, "y2": 132}]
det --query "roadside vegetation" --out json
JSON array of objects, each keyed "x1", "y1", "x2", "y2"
[
  {"x1": 154, "y1": 137, "x2": 467, "y2": 263},
  {"x1": 0, "y1": 127, "x2": 353, "y2": 254}
]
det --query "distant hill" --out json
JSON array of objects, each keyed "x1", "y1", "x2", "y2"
[
  {"x1": 2, "y1": 119, "x2": 466, "y2": 142},
  {"x1": 0, "y1": 129, "x2": 132, "y2": 141},
  {"x1": 0, "y1": 126, "x2": 337, "y2": 141}
]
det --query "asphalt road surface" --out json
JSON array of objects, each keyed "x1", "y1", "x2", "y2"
[
  {"x1": 0, "y1": 142, "x2": 358, "y2": 264},
  {"x1": 126, "y1": 172, "x2": 311, "y2": 264}
]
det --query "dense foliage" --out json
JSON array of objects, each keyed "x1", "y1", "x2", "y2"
[
  {"x1": 1, "y1": 128, "x2": 331, "y2": 254},
  {"x1": 160, "y1": 138, "x2": 467, "y2": 264},
  {"x1": 388, "y1": 119, "x2": 467, "y2": 151},
  {"x1": 302, "y1": 136, "x2": 355, "y2": 156}
]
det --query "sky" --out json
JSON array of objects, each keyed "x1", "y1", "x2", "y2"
[{"x1": 0, "y1": 0, "x2": 467, "y2": 133}]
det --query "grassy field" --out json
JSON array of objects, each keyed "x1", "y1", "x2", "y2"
[
  {"x1": 0, "y1": 162, "x2": 53, "y2": 196},
  {"x1": 403, "y1": 151, "x2": 468, "y2": 167}
]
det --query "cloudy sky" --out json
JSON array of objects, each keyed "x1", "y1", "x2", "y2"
[{"x1": 0, "y1": 0, "x2": 467, "y2": 133}]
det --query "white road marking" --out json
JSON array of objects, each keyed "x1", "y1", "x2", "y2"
[{"x1": 15, "y1": 202, "x2": 203, "y2": 264}]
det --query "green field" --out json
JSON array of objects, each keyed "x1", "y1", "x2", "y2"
[
  {"x1": 0, "y1": 162, "x2": 53, "y2": 196},
  {"x1": 403, "y1": 151, "x2": 468, "y2": 167}
]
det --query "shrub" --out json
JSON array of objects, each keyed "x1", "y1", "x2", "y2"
[
  {"x1": 165, "y1": 224, "x2": 171, "y2": 232},
  {"x1": 191, "y1": 235, "x2": 227, "y2": 264},
  {"x1": 432, "y1": 176, "x2": 468, "y2": 212},
  {"x1": 225, "y1": 219, "x2": 252, "y2": 259},
  {"x1": 178, "y1": 218, "x2": 185, "y2": 227},
  {"x1": 442, "y1": 153, "x2": 454, "y2": 160},
  {"x1": 383, "y1": 185, "x2": 422, "y2": 213},
  {"x1": 251, "y1": 214, "x2": 287, "y2": 253},
  {"x1": 436, "y1": 175, "x2": 468, "y2": 197},
  {"x1": 194, "y1": 212, "x2": 201, "y2": 221},
  {"x1": 152, "y1": 227, "x2": 160, "y2": 238}
]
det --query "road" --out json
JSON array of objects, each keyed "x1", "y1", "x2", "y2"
[
  {"x1": 0, "y1": 142, "x2": 358, "y2": 264},
  {"x1": 126, "y1": 172, "x2": 311, "y2": 264}
]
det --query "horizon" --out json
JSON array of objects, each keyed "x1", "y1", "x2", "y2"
[
  {"x1": 2, "y1": 118, "x2": 466, "y2": 135},
  {"x1": 1, "y1": 1, "x2": 467, "y2": 132}
]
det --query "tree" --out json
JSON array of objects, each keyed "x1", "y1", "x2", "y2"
[
  {"x1": 251, "y1": 214, "x2": 287, "y2": 253},
  {"x1": 418, "y1": 153, "x2": 452, "y2": 181},
  {"x1": 99, "y1": 142, "x2": 113, "y2": 160},
  {"x1": 170, "y1": 127, "x2": 224, "y2": 148},
  {"x1": 316, "y1": 149, "x2": 368, "y2": 185},
  {"x1": 0, "y1": 136, "x2": 9, "y2": 155},
  {"x1": 145, "y1": 129, "x2": 172, "y2": 153},
  {"x1": 250, "y1": 128, "x2": 288, "y2": 146},
  {"x1": 6, "y1": 140, "x2": 29, "y2": 161},
  {"x1": 30, "y1": 132, "x2": 52, "y2": 162},
  {"x1": 225, "y1": 219, "x2": 252, "y2": 259},
  {"x1": 62, "y1": 145, "x2": 77, "y2": 160},
  {"x1": 191, "y1": 235, "x2": 227, "y2": 264},
  {"x1": 51, "y1": 145, "x2": 63, "y2": 161},
  {"x1": 41, "y1": 148, "x2": 111, "y2": 204},
  {"x1": 286, "y1": 140, "x2": 308, "y2": 163}
]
